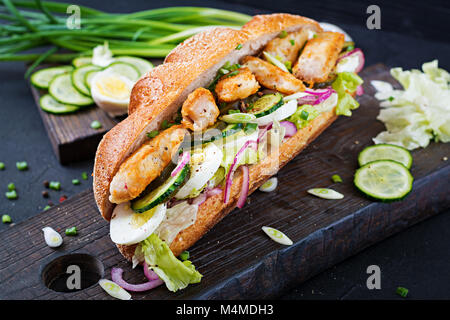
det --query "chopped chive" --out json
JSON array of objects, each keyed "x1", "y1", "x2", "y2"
[
  {"x1": 43, "y1": 205, "x2": 51, "y2": 211},
  {"x1": 228, "y1": 109, "x2": 240, "y2": 114},
  {"x1": 16, "y1": 161, "x2": 28, "y2": 171},
  {"x1": 279, "y1": 30, "x2": 288, "y2": 38},
  {"x1": 65, "y1": 226, "x2": 78, "y2": 236},
  {"x1": 388, "y1": 96, "x2": 394, "y2": 101},
  {"x1": 2, "y1": 214, "x2": 12, "y2": 223},
  {"x1": 332, "y1": 174, "x2": 343, "y2": 183},
  {"x1": 0, "y1": 162, "x2": 5, "y2": 170},
  {"x1": 235, "y1": 43, "x2": 242, "y2": 50},
  {"x1": 346, "y1": 45, "x2": 355, "y2": 51},
  {"x1": 289, "y1": 39, "x2": 295, "y2": 46},
  {"x1": 49, "y1": 181, "x2": 61, "y2": 191},
  {"x1": 146, "y1": 130, "x2": 159, "y2": 138},
  {"x1": 90, "y1": 120, "x2": 102, "y2": 129},
  {"x1": 5, "y1": 190, "x2": 17, "y2": 200},
  {"x1": 396, "y1": 287, "x2": 408, "y2": 298},
  {"x1": 284, "y1": 61, "x2": 292, "y2": 72},
  {"x1": 161, "y1": 120, "x2": 169, "y2": 130},
  {"x1": 300, "y1": 110, "x2": 309, "y2": 120},
  {"x1": 7, "y1": 183, "x2": 15, "y2": 191},
  {"x1": 179, "y1": 250, "x2": 190, "y2": 261},
  {"x1": 72, "y1": 179, "x2": 80, "y2": 185},
  {"x1": 244, "y1": 123, "x2": 258, "y2": 134},
  {"x1": 81, "y1": 172, "x2": 88, "y2": 180},
  {"x1": 226, "y1": 70, "x2": 239, "y2": 78}
]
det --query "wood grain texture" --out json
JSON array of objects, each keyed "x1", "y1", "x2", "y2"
[
  {"x1": 30, "y1": 84, "x2": 120, "y2": 164},
  {"x1": 3, "y1": 64, "x2": 449, "y2": 300}
]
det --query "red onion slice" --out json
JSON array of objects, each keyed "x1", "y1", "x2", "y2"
[
  {"x1": 223, "y1": 140, "x2": 257, "y2": 204},
  {"x1": 236, "y1": 165, "x2": 249, "y2": 208},
  {"x1": 143, "y1": 262, "x2": 159, "y2": 281},
  {"x1": 300, "y1": 88, "x2": 336, "y2": 106},
  {"x1": 207, "y1": 187, "x2": 222, "y2": 197},
  {"x1": 356, "y1": 85, "x2": 364, "y2": 96},
  {"x1": 171, "y1": 151, "x2": 190, "y2": 177},
  {"x1": 111, "y1": 267, "x2": 163, "y2": 292},
  {"x1": 337, "y1": 48, "x2": 365, "y2": 73},
  {"x1": 257, "y1": 123, "x2": 273, "y2": 143},
  {"x1": 279, "y1": 121, "x2": 297, "y2": 138}
]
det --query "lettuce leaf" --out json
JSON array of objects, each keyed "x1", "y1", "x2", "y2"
[
  {"x1": 372, "y1": 60, "x2": 450, "y2": 150},
  {"x1": 288, "y1": 105, "x2": 320, "y2": 129},
  {"x1": 332, "y1": 72, "x2": 363, "y2": 116},
  {"x1": 136, "y1": 234, "x2": 202, "y2": 292}
]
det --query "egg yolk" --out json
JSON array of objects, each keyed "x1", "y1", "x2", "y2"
[
  {"x1": 130, "y1": 206, "x2": 157, "y2": 228},
  {"x1": 96, "y1": 75, "x2": 131, "y2": 100}
]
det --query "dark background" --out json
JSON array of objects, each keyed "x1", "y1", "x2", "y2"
[{"x1": 0, "y1": 0, "x2": 449, "y2": 299}]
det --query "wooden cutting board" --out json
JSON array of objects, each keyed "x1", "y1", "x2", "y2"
[
  {"x1": 29, "y1": 59, "x2": 163, "y2": 164},
  {"x1": 3, "y1": 64, "x2": 449, "y2": 300}
]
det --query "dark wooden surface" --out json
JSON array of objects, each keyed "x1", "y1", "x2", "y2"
[
  {"x1": 1, "y1": 64, "x2": 449, "y2": 300},
  {"x1": 30, "y1": 85, "x2": 120, "y2": 164}
]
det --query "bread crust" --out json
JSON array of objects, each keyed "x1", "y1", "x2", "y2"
[{"x1": 93, "y1": 13, "x2": 342, "y2": 261}]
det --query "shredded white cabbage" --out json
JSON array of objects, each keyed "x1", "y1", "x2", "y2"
[{"x1": 372, "y1": 60, "x2": 450, "y2": 150}]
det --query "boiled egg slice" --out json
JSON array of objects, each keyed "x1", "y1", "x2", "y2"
[
  {"x1": 110, "y1": 202, "x2": 166, "y2": 245},
  {"x1": 90, "y1": 70, "x2": 134, "y2": 116},
  {"x1": 175, "y1": 142, "x2": 223, "y2": 199}
]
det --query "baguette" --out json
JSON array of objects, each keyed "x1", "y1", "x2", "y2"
[{"x1": 93, "y1": 13, "x2": 342, "y2": 262}]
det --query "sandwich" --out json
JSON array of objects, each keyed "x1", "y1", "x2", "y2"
[{"x1": 93, "y1": 13, "x2": 364, "y2": 293}]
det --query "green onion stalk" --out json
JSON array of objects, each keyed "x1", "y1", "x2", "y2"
[{"x1": 0, "y1": 0, "x2": 251, "y2": 75}]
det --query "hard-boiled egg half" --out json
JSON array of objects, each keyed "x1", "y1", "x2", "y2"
[
  {"x1": 175, "y1": 143, "x2": 223, "y2": 199},
  {"x1": 110, "y1": 202, "x2": 166, "y2": 245},
  {"x1": 90, "y1": 69, "x2": 134, "y2": 116}
]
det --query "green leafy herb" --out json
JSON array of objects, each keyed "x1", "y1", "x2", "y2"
[
  {"x1": 16, "y1": 161, "x2": 28, "y2": 171},
  {"x1": 43, "y1": 205, "x2": 51, "y2": 211},
  {"x1": 179, "y1": 251, "x2": 190, "y2": 261},
  {"x1": 396, "y1": 287, "x2": 408, "y2": 298},
  {"x1": 300, "y1": 110, "x2": 309, "y2": 120},
  {"x1": 289, "y1": 39, "x2": 295, "y2": 46},
  {"x1": 49, "y1": 181, "x2": 61, "y2": 190},
  {"x1": 161, "y1": 120, "x2": 169, "y2": 129},
  {"x1": 228, "y1": 109, "x2": 240, "y2": 114},
  {"x1": 2, "y1": 214, "x2": 12, "y2": 223},
  {"x1": 81, "y1": 172, "x2": 88, "y2": 180},
  {"x1": 5, "y1": 190, "x2": 17, "y2": 200},
  {"x1": 235, "y1": 43, "x2": 242, "y2": 50},
  {"x1": 279, "y1": 30, "x2": 288, "y2": 38},
  {"x1": 7, "y1": 183, "x2": 15, "y2": 191},
  {"x1": 331, "y1": 174, "x2": 343, "y2": 183},
  {"x1": 65, "y1": 226, "x2": 78, "y2": 236},
  {"x1": 146, "y1": 130, "x2": 160, "y2": 139},
  {"x1": 388, "y1": 96, "x2": 394, "y2": 101},
  {"x1": 244, "y1": 123, "x2": 258, "y2": 134}
]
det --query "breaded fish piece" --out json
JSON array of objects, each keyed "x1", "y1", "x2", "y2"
[
  {"x1": 293, "y1": 31, "x2": 345, "y2": 84},
  {"x1": 263, "y1": 29, "x2": 309, "y2": 64},
  {"x1": 109, "y1": 125, "x2": 187, "y2": 204},
  {"x1": 214, "y1": 67, "x2": 260, "y2": 102},
  {"x1": 242, "y1": 56, "x2": 306, "y2": 94},
  {"x1": 181, "y1": 88, "x2": 220, "y2": 132}
]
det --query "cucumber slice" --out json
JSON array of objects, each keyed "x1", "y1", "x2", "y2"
[
  {"x1": 114, "y1": 56, "x2": 153, "y2": 76},
  {"x1": 104, "y1": 62, "x2": 140, "y2": 81},
  {"x1": 31, "y1": 66, "x2": 73, "y2": 89},
  {"x1": 71, "y1": 64, "x2": 101, "y2": 96},
  {"x1": 131, "y1": 164, "x2": 190, "y2": 213},
  {"x1": 249, "y1": 93, "x2": 284, "y2": 118},
  {"x1": 358, "y1": 144, "x2": 413, "y2": 169},
  {"x1": 49, "y1": 73, "x2": 94, "y2": 106},
  {"x1": 354, "y1": 160, "x2": 413, "y2": 201},
  {"x1": 85, "y1": 69, "x2": 100, "y2": 90},
  {"x1": 39, "y1": 94, "x2": 80, "y2": 114},
  {"x1": 72, "y1": 56, "x2": 92, "y2": 68}
]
